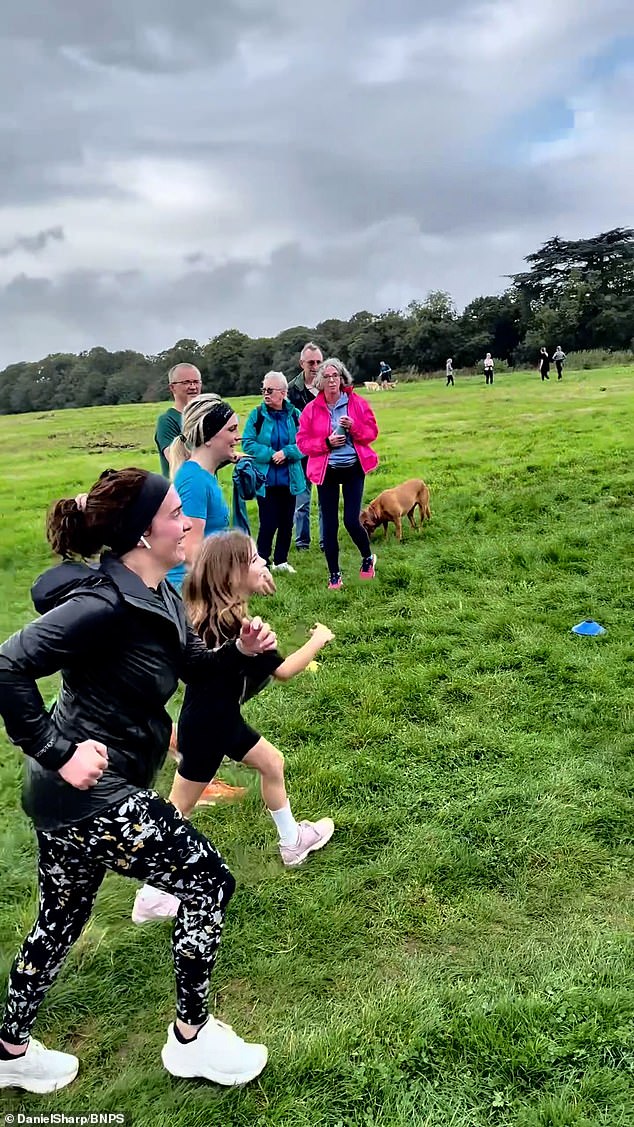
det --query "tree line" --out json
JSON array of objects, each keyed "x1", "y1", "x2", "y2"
[{"x1": 1, "y1": 228, "x2": 632, "y2": 414}]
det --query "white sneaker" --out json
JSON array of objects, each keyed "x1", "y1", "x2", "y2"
[
  {"x1": 132, "y1": 885, "x2": 180, "y2": 924},
  {"x1": 0, "y1": 1038, "x2": 79, "y2": 1093},
  {"x1": 161, "y1": 1016, "x2": 268, "y2": 1086},
  {"x1": 271, "y1": 562, "x2": 296, "y2": 574}
]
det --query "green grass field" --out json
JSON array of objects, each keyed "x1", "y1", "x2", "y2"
[{"x1": 0, "y1": 368, "x2": 633, "y2": 1127}]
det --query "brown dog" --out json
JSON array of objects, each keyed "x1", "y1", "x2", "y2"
[{"x1": 360, "y1": 478, "x2": 431, "y2": 541}]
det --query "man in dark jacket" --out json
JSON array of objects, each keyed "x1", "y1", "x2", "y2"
[{"x1": 286, "y1": 341, "x2": 323, "y2": 550}]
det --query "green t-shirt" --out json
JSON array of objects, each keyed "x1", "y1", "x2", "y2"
[{"x1": 155, "y1": 407, "x2": 182, "y2": 477}]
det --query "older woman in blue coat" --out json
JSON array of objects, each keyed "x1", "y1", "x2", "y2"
[{"x1": 242, "y1": 372, "x2": 306, "y2": 574}]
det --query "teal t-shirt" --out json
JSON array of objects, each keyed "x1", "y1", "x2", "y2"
[
  {"x1": 168, "y1": 461, "x2": 230, "y2": 590},
  {"x1": 155, "y1": 407, "x2": 182, "y2": 477}
]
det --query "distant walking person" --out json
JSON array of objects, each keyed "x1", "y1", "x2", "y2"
[
  {"x1": 539, "y1": 347, "x2": 551, "y2": 381},
  {"x1": 484, "y1": 353, "x2": 494, "y2": 385},
  {"x1": 379, "y1": 360, "x2": 392, "y2": 388},
  {"x1": 552, "y1": 345, "x2": 566, "y2": 380},
  {"x1": 154, "y1": 364, "x2": 205, "y2": 477},
  {"x1": 446, "y1": 358, "x2": 454, "y2": 386}
]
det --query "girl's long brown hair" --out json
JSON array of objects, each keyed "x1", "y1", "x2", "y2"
[{"x1": 183, "y1": 530, "x2": 252, "y2": 648}]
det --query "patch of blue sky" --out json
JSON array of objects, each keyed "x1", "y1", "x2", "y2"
[
  {"x1": 582, "y1": 34, "x2": 634, "y2": 81},
  {"x1": 492, "y1": 35, "x2": 633, "y2": 164},
  {"x1": 493, "y1": 100, "x2": 575, "y2": 164}
]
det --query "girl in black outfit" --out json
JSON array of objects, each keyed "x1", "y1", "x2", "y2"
[
  {"x1": 0, "y1": 468, "x2": 274, "y2": 1093},
  {"x1": 539, "y1": 347, "x2": 551, "y2": 380},
  {"x1": 134, "y1": 530, "x2": 335, "y2": 929}
]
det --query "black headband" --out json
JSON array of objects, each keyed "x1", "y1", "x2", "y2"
[
  {"x1": 201, "y1": 402, "x2": 234, "y2": 442},
  {"x1": 109, "y1": 472, "x2": 170, "y2": 556}
]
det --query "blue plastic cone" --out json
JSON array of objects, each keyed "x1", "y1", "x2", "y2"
[{"x1": 571, "y1": 619, "x2": 606, "y2": 637}]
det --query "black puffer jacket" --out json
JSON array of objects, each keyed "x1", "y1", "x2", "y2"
[
  {"x1": 0, "y1": 553, "x2": 248, "y2": 830},
  {"x1": 287, "y1": 373, "x2": 315, "y2": 413}
]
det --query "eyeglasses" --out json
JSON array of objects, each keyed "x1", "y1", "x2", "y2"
[
  {"x1": 262, "y1": 386, "x2": 283, "y2": 394},
  {"x1": 324, "y1": 375, "x2": 340, "y2": 382},
  {"x1": 304, "y1": 359, "x2": 321, "y2": 366},
  {"x1": 171, "y1": 380, "x2": 201, "y2": 388}
]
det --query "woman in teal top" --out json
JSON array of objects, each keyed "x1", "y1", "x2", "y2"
[{"x1": 167, "y1": 395, "x2": 240, "y2": 590}]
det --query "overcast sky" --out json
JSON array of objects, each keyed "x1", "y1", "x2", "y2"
[{"x1": 1, "y1": 1, "x2": 633, "y2": 367}]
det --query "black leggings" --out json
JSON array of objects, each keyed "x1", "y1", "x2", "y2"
[
  {"x1": 257, "y1": 486, "x2": 296, "y2": 565},
  {"x1": 485, "y1": 370, "x2": 494, "y2": 384},
  {"x1": 0, "y1": 791, "x2": 235, "y2": 1043},
  {"x1": 317, "y1": 464, "x2": 371, "y2": 574}
]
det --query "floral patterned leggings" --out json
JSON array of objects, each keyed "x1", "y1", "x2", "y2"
[{"x1": 0, "y1": 791, "x2": 236, "y2": 1043}]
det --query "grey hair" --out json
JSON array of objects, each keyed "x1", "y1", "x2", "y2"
[
  {"x1": 300, "y1": 341, "x2": 322, "y2": 360},
  {"x1": 314, "y1": 357, "x2": 354, "y2": 391},
  {"x1": 168, "y1": 362, "x2": 201, "y2": 385},
  {"x1": 263, "y1": 370, "x2": 288, "y2": 392},
  {"x1": 168, "y1": 393, "x2": 222, "y2": 478}
]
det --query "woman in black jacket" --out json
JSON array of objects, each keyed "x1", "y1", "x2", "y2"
[
  {"x1": 0, "y1": 468, "x2": 274, "y2": 1094},
  {"x1": 539, "y1": 347, "x2": 551, "y2": 380}
]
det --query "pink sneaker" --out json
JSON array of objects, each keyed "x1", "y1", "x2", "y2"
[
  {"x1": 328, "y1": 572, "x2": 343, "y2": 590},
  {"x1": 279, "y1": 818, "x2": 335, "y2": 867},
  {"x1": 132, "y1": 885, "x2": 180, "y2": 924}
]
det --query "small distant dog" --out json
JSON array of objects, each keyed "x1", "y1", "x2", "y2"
[
  {"x1": 360, "y1": 478, "x2": 431, "y2": 541},
  {"x1": 364, "y1": 381, "x2": 381, "y2": 391}
]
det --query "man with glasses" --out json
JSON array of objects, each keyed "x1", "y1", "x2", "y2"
[
  {"x1": 154, "y1": 363, "x2": 204, "y2": 477},
  {"x1": 287, "y1": 342, "x2": 323, "y2": 551}
]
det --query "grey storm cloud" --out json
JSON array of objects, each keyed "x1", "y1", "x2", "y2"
[
  {"x1": 0, "y1": 227, "x2": 65, "y2": 258},
  {"x1": 0, "y1": 0, "x2": 633, "y2": 366},
  {"x1": 4, "y1": 0, "x2": 287, "y2": 68}
]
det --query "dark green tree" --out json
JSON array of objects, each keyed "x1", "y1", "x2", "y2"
[
  {"x1": 237, "y1": 338, "x2": 275, "y2": 396},
  {"x1": 202, "y1": 330, "x2": 250, "y2": 396},
  {"x1": 405, "y1": 291, "x2": 457, "y2": 370}
]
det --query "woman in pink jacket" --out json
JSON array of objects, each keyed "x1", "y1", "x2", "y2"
[{"x1": 297, "y1": 358, "x2": 379, "y2": 590}]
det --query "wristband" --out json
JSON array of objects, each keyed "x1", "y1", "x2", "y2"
[{"x1": 236, "y1": 638, "x2": 256, "y2": 657}]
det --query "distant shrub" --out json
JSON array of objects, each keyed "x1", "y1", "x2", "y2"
[{"x1": 564, "y1": 349, "x2": 634, "y2": 370}]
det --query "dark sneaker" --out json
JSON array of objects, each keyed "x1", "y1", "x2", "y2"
[
  {"x1": 360, "y1": 554, "x2": 377, "y2": 580},
  {"x1": 328, "y1": 572, "x2": 343, "y2": 590}
]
